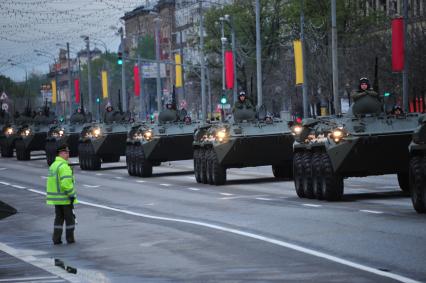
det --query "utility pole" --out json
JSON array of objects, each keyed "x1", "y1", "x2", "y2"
[
  {"x1": 66, "y1": 42, "x2": 72, "y2": 119},
  {"x1": 154, "y1": 18, "x2": 162, "y2": 112},
  {"x1": 255, "y1": 0, "x2": 263, "y2": 107},
  {"x1": 138, "y1": 55, "x2": 144, "y2": 120},
  {"x1": 119, "y1": 27, "x2": 127, "y2": 112},
  {"x1": 402, "y1": 0, "x2": 409, "y2": 112},
  {"x1": 228, "y1": 15, "x2": 238, "y2": 104},
  {"x1": 199, "y1": 0, "x2": 207, "y2": 121},
  {"x1": 85, "y1": 37, "x2": 93, "y2": 116},
  {"x1": 300, "y1": 0, "x2": 309, "y2": 118},
  {"x1": 220, "y1": 17, "x2": 226, "y2": 97},
  {"x1": 179, "y1": 30, "x2": 186, "y2": 99},
  {"x1": 331, "y1": 0, "x2": 341, "y2": 114}
]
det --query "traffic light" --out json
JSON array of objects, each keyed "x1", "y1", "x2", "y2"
[
  {"x1": 96, "y1": 97, "x2": 100, "y2": 103},
  {"x1": 117, "y1": 52, "x2": 123, "y2": 65},
  {"x1": 220, "y1": 95, "x2": 227, "y2": 105},
  {"x1": 384, "y1": 92, "x2": 391, "y2": 97}
]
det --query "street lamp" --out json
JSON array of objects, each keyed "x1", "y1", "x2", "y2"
[
  {"x1": 81, "y1": 35, "x2": 93, "y2": 116},
  {"x1": 154, "y1": 17, "x2": 163, "y2": 112},
  {"x1": 219, "y1": 17, "x2": 226, "y2": 97}
]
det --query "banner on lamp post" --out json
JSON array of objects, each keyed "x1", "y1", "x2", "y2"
[
  {"x1": 392, "y1": 17, "x2": 404, "y2": 72},
  {"x1": 175, "y1": 54, "x2": 183, "y2": 87},
  {"x1": 225, "y1": 51, "x2": 234, "y2": 89},
  {"x1": 293, "y1": 40, "x2": 304, "y2": 85},
  {"x1": 101, "y1": 71, "x2": 108, "y2": 98},
  {"x1": 51, "y1": 80, "x2": 57, "y2": 104},
  {"x1": 134, "y1": 65, "x2": 140, "y2": 97},
  {"x1": 74, "y1": 79, "x2": 80, "y2": 103}
]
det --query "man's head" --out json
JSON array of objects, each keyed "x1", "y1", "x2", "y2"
[
  {"x1": 359, "y1": 77, "x2": 370, "y2": 91},
  {"x1": 56, "y1": 144, "x2": 70, "y2": 160},
  {"x1": 238, "y1": 91, "x2": 246, "y2": 102},
  {"x1": 166, "y1": 103, "x2": 173, "y2": 110}
]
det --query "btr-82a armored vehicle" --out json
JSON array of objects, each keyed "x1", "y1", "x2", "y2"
[
  {"x1": 193, "y1": 105, "x2": 294, "y2": 186},
  {"x1": 15, "y1": 107, "x2": 55, "y2": 161},
  {"x1": 126, "y1": 107, "x2": 198, "y2": 177},
  {"x1": 78, "y1": 108, "x2": 131, "y2": 170},
  {"x1": 45, "y1": 108, "x2": 90, "y2": 165},
  {"x1": 0, "y1": 110, "x2": 15, "y2": 157},
  {"x1": 292, "y1": 93, "x2": 421, "y2": 201},
  {"x1": 408, "y1": 114, "x2": 426, "y2": 214}
]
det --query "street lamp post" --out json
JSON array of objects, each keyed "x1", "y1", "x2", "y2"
[
  {"x1": 255, "y1": 0, "x2": 263, "y2": 107},
  {"x1": 82, "y1": 36, "x2": 93, "y2": 117},
  {"x1": 118, "y1": 27, "x2": 127, "y2": 113},
  {"x1": 199, "y1": 0, "x2": 207, "y2": 121},
  {"x1": 219, "y1": 17, "x2": 226, "y2": 97},
  {"x1": 154, "y1": 17, "x2": 162, "y2": 112}
]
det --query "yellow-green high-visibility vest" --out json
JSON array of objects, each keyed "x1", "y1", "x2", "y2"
[{"x1": 46, "y1": 156, "x2": 78, "y2": 205}]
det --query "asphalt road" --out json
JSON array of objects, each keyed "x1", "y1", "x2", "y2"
[{"x1": 0, "y1": 153, "x2": 425, "y2": 283}]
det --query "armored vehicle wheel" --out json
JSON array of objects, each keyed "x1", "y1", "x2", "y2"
[
  {"x1": 319, "y1": 153, "x2": 343, "y2": 201},
  {"x1": 199, "y1": 149, "x2": 208, "y2": 184},
  {"x1": 302, "y1": 152, "x2": 314, "y2": 199},
  {"x1": 79, "y1": 143, "x2": 87, "y2": 170},
  {"x1": 126, "y1": 145, "x2": 136, "y2": 176},
  {"x1": 1, "y1": 144, "x2": 13, "y2": 157},
  {"x1": 409, "y1": 156, "x2": 426, "y2": 213},
  {"x1": 206, "y1": 149, "x2": 215, "y2": 185},
  {"x1": 397, "y1": 172, "x2": 410, "y2": 193},
  {"x1": 45, "y1": 141, "x2": 56, "y2": 166},
  {"x1": 272, "y1": 161, "x2": 293, "y2": 179},
  {"x1": 134, "y1": 145, "x2": 152, "y2": 177},
  {"x1": 311, "y1": 152, "x2": 323, "y2": 200},
  {"x1": 16, "y1": 140, "x2": 30, "y2": 161},
  {"x1": 293, "y1": 152, "x2": 305, "y2": 198},
  {"x1": 194, "y1": 149, "x2": 201, "y2": 183},
  {"x1": 211, "y1": 150, "x2": 226, "y2": 186}
]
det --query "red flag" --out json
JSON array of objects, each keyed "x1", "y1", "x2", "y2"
[
  {"x1": 392, "y1": 17, "x2": 404, "y2": 72},
  {"x1": 225, "y1": 50, "x2": 234, "y2": 89},
  {"x1": 134, "y1": 65, "x2": 140, "y2": 97},
  {"x1": 410, "y1": 100, "x2": 414, "y2": 113},
  {"x1": 74, "y1": 79, "x2": 80, "y2": 103}
]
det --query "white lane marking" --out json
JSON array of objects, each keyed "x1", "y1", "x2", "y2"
[
  {"x1": 41, "y1": 176, "x2": 48, "y2": 179},
  {"x1": 0, "y1": 276, "x2": 59, "y2": 282},
  {"x1": 0, "y1": 168, "x2": 7, "y2": 171},
  {"x1": 186, "y1": 176, "x2": 195, "y2": 180},
  {"x1": 114, "y1": 176, "x2": 123, "y2": 180},
  {"x1": 0, "y1": 181, "x2": 10, "y2": 186},
  {"x1": 160, "y1": 183, "x2": 171, "y2": 187},
  {"x1": 144, "y1": 203, "x2": 155, "y2": 206},
  {"x1": 303, "y1": 204, "x2": 322, "y2": 208},
  {"x1": 11, "y1": 185, "x2": 26, "y2": 189},
  {"x1": 83, "y1": 184, "x2": 100, "y2": 188},
  {"x1": 187, "y1": 187, "x2": 200, "y2": 191},
  {"x1": 220, "y1": 194, "x2": 268, "y2": 200},
  {"x1": 95, "y1": 173, "x2": 104, "y2": 176},
  {"x1": 220, "y1": 193, "x2": 234, "y2": 196},
  {"x1": 9, "y1": 187, "x2": 422, "y2": 283},
  {"x1": 136, "y1": 180, "x2": 146, "y2": 183},
  {"x1": 255, "y1": 197, "x2": 274, "y2": 201},
  {"x1": 360, "y1": 210, "x2": 384, "y2": 214}
]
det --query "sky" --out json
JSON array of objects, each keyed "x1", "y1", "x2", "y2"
[{"x1": 0, "y1": 0, "x2": 157, "y2": 82}]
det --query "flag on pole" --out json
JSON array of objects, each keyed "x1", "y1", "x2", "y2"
[
  {"x1": 225, "y1": 51, "x2": 234, "y2": 89},
  {"x1": 134, "y1": 65, "x2": 140, "y2": 97},
  {"x1": 293, "y1": 40, "x2": 304, "y2": 85},
  {"x1": 101, "y1": 71, "x2": 108, "y2": 98},
  {"x1": 74, "y1": 79, "x2": 80, "y2": 103},
  {"x1": 392, "y1": 17, "x2": 404, "y2": 72},
  {"x1": 51, "y1": 80, "x2": 57, "y2": 104},
  {"x1": 175, "y1": 54, "x2": 183, "y2": 87}
]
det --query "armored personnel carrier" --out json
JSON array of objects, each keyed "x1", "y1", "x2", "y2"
[
  {"x1": 0, "y1": 110, "x2": 15, "y2": 157},
  {"x1": 45, "y1": 109, "x2": 90, "y2": 166},
  {"x1": 78, "y1": 107, "x2": 131, "y2": 170},
  {"x1": 15, "y1": 108, "x2": 56, "y2": 161},
  {"x1": 193, "y1": 105, "x2": 294, "y2": 186},
  {"x1": 408, "y1": 114, "x2": 426, "y2": 213},
  {"x1": 126, "y1": 107, "x2": 198, "y2": 177},
  {"x1": 292, "y1": 93, "x2": 421, "y2": 201}
]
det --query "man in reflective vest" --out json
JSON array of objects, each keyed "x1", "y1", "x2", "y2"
[{"x1": 46, "y1": 143, "x2": 77, "y2": 244}]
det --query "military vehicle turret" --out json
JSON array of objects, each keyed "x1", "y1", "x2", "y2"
[
  {"x1": 408, "y1": 114, "x2": 426, "y2": 213},
  {"x1": 45, "y1": 108, "x2": 90, "y2": 165},
  {"x1": 193, "y1": 103, "x2": 294, "y2": 186},
  {"x1": 15, "y1": 106, "x2": 56, "y2": 161},
  {"x1": 78, "y1": 106, "x2": 131, "y2": 170},
  {"x1": 126, "y1": 106, "x2": 198, "y2": 177},
  {"x1": 292, "y1": 92, "x2": 421, "y2": 201}
]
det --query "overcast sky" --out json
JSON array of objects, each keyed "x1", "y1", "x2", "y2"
[{"x1": 0, "y1": 0, "x2": 157, "y2": 82}]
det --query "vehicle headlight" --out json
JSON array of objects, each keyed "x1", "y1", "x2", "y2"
[
  {"x1": 21, "y1": 128, "x2": 31, "y2": 137},
  {"x1": 143, "y1": 130, "x2": 153, "y2": 141},
  {"x1": 58, "y1": 130, "x2": 64, "y2": 136},
  {"x1": 292, "y1": 125, "x2": 303, "y2": 136},
  {"x1": 92, "y1": 128, "x2": 101, "y2": 138},
  {"x1": 5, "y1": 127, "x2": 13, "y2": 136},
  {"x1": 215, "y1": 129, "x2": 228, "y2": 142},
  {"x1": 330, "y1": 128, "x2": 346, "y2": 143}
]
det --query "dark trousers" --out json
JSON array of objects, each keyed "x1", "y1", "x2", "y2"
[{"x1": 53, "y1": 205, "x2": 75, "y2": 243}]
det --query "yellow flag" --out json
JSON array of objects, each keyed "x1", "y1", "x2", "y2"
[
  {"x1": 51, "y1": 80, "x2": 57, "y2": 104},
  {"x1": 102, "y1": 71, "x2": 108, "y2": 98},
  {"x1": 175, "y1": 54, "x2": 182, "y2": 88},
  {"x1": 293, "y1": 40, "x2": 304, "y2": 85}
]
